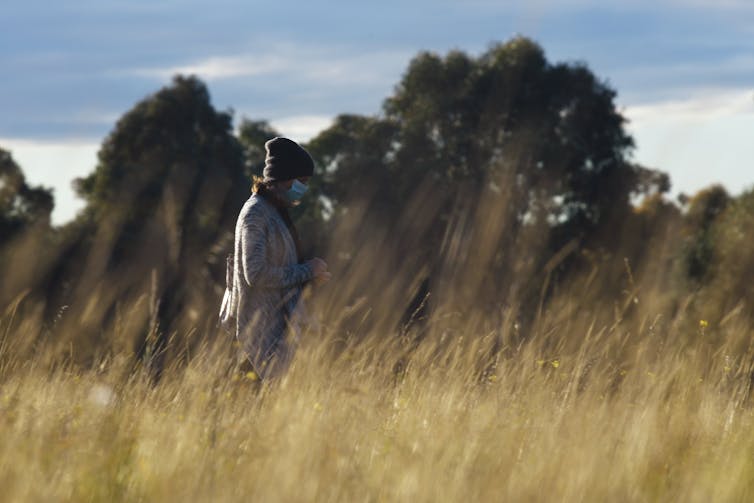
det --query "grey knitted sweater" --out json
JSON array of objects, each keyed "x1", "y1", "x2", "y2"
[{"x1": 219, "y1": 193, "x2": 314, "y2": 379}]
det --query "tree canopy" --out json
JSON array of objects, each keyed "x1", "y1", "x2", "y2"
[{"x1": 308, "y1": 37, "x2": 668, "y2": 250}]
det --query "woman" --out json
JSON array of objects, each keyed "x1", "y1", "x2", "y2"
[{"x1": 219, "y1": 137, "x2": 330, "y2": 380}]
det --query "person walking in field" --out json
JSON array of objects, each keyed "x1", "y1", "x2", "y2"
[{"x1": 219, "y1": 137, "x2": 331, "y2": 380}]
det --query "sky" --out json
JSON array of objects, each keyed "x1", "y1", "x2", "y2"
[{"x1": 2, "y1": 0, "x2": 753, "y2": 225}]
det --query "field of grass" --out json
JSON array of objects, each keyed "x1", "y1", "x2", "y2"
[
  {"x1": 2, "y1": 178, "x2": 754, "y2": 502},
  {"x1": 3, "y1": 291, "x2": 754, "y2": 502}
]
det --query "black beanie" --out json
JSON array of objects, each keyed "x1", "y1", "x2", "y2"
[{"x1": 262, "y1": 137, "x2": 315, "y2": 182}]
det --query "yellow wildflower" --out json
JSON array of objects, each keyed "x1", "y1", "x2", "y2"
[{"x1": 699, "y1": 319, "x2": 709, "y2": 328}]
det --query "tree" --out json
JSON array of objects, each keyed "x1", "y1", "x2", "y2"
[
  {"x1": 0, "y1": 148, "x2": 53, "y2": 242},
  {"x1": 668, "y1": 187, "x2": 754, "y2": 328},
  {"x1": 682, "y1": 185, "x2": 729, "y2": 282},
  {"x1": 59, "y1": 75, "x2": 250, "y2": 372},
  {"x1": 0, "y1": 148, "x2": 55, "y2": 313},
  {"x1": 237, "y1": 118, "x2": 280, "y2": 179},
  {"x1": 307, "y1": 36, "x2": 669, "y2": 316},
  {"x1": 312, "y1": 37, "x2": 667, "y2": 235}
]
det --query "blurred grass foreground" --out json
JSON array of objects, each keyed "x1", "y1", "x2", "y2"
[{"x1": 3, "y1": 37, "x2": 754, "y2": 501}]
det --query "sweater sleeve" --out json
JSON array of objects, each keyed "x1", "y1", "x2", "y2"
[{"x1": 240, "y1": 207, "x2": 315, "y2": 289}]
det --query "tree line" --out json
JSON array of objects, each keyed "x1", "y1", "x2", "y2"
[{"x1": 1, "y1": 36, "x2": 751, "y2": 371}]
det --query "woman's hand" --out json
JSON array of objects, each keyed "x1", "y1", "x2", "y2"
[
  {"x1": 307, "y1": 257, "x2": 331, "y2": 287},
  {"x1": 307, "y1": 257, "x2": 328, "y2": 276}
]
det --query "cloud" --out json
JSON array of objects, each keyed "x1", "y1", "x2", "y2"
[
  {"x1": 130, "y1": 55, "x2": 289, "y2": 80},
  {"x1": 626, "y1": 88, "x2": 754, "y2": 124},
  {"x1": 624, "y1": 88, "x2": 754, "y2": 196},
  {"x1": 269, "y1": 115, "x2": 334, "y2": 143},
  {"x1": 126, "y1": 45, "x2": 412, "y2": 87},
  {"x1": 66, "y1": 111, "x2": 121, "y2": 126}
]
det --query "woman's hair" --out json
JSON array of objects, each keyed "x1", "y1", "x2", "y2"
[
  {"x1": 252, "y1": 176, "x2": 285, "y2": 207},
  {"x1": 251, "y1": 176, "x2": 272, "y2": 194}
]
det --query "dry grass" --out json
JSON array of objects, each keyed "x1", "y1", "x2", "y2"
[
  {"x1": 3, "y1": 294, "x2": 754, "y2": 502},
  {"x1": 3, "y1": 176, "x2": 754, "y2": 502}
]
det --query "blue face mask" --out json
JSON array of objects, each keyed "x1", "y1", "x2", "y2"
[{"x1": 285, "y1": 179, "x2": 308, "y2": 203}]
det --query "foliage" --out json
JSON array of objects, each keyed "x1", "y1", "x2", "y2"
[
  {"x1": 237, "y1": 118, "x2": 280, "y2": 179},
  {"x1": 73, "y1": 75, "x2": 248, "y2": 247},
  {"x1": 309, "y1": 37, "x2": 668, "y2": 251},
  {"x1": 696, "y1": 187, "x2": 754, "y2": 323},
  {"x1": 682, "y1": 185, "x2": 729, "y2": 282}
]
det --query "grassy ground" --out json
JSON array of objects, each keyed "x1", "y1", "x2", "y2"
[{"x1": 2, "y1": 305, "x2": 754, "y2": 502}]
